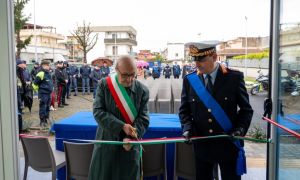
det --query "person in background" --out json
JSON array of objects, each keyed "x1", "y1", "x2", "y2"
[
  {"x1": 173, "y1": 61, "x2": 181, "y2": 79},
  {"x1": 16, "y1": 59, "x2": 26, "y2": 130},
  {"x1": 163, "y1": 64, "x2": 172, "y2": 79},
  {"x1": 101, "y1": 61, "x2": 110, "y2": 78},
  {"x1": 49, "y1": 67, "x2": 57, "y2": 111},
  {"x1": 152, "y1": 62, "x2": 161, "y2": 80},
  {"x1": 80, "y1": 62, "x2": 92, "y2": 95},
  {"x1": 90, "y1": 65, "x2": 102, "y2": 99},
  {"x1": 22, "y1": 61, "x2": 32, "y2": 107},
  {"x1": 89, "y1": 56, "x2": 149, "y2": 180},
  {"x1": 30, "y1": 61, "x2": 41, "y2": 81},
  {"x1": 182, "y1": 63, "x2": 189, "y2": 78},
  {"x1": 32, "y1": 60, "x2": 53, "y2": 127},
  {"x1": 143, "y1": 66, "x2": 149, "y2": 79},
  {"x1": 55, "y1": 61, "x2": 68, "y2": 108},
  {"x1": 68, "y1": 63, "x2": 79, "y2": 96},
  {"x1": 63, "y1": 61, "x2": 71, "y2": 99}
]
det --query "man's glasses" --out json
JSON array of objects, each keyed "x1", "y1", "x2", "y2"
[{"x1": 116, "y1": 68, "x2": 136, "y2": 79}]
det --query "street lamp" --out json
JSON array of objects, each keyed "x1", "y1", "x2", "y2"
[
  {"x1": 197, "y1": 33, "x2": 201, "y2": 41},
  {"x1": 244, "y1": 16, "x2": 248, "y2": 77},
  {"x1": 34, "y1": 0, "x2": 38, "y2": 62}
]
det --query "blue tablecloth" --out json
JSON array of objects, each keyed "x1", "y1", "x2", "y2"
[{"x1": 53, "y1": 111, "x2": 182, "y2": 180}]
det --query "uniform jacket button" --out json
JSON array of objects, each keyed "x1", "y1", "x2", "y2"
[
  {"x1": 225, "y1": 97, "x2": 228, "y2": 100},
  {"x1": 209, "y1": 129, "x2": 213, "y2": 133},
  {"x1": 208, "y1": 109, "x2": 211, "y2": 113},
  {"x1": 192, "y1": 99, "x2": 195, "y2": 102},
  {"x1": 208, "y1": 118, "x2": 213, "y2": 123}
]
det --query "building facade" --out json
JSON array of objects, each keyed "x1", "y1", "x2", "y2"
[
  {"x1": 66, "y1": 36, "x2": 84, "y2": 62},
  {"x1": 166, "y1": 43, "x2": 185, "y2": 62},
  {"x1": 19, "y1": 23, "x2": 68, "y2": 63},
  {"x1": 217, "y1": 37, "x2": 265, "y2": 61},
  {"x1": 137, "y1": 50, "x2": 156, "y2": 61},
  {"x1": 90, "y1": 26, "x2": 137, "y2": 63}
]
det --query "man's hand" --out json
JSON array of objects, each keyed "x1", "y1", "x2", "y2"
[
  {"x1": 229, "y1": 127, "x2": 245, "y2": 138},
  {"x1": 122, "y1": 124, "x2": 137, "y2": 138},
  {"x1": 123, "y1": 138, "x2": 132, "y2": 151},
  {"x1": 182, "y1": 131, "x2": 192, "y2": 145}
]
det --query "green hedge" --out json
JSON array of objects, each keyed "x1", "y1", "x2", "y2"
[{"x1": 232, "y1": 50, "x2": 269, "y2": 60}]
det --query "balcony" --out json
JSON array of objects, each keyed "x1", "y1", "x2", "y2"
[{"x1": 104, "y1": 38, "x2": 137, "y2": 46}]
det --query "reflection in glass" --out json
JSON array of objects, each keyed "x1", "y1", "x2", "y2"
[{"x1": 277, "y1": 1, "x2": 300, "y2": 179}]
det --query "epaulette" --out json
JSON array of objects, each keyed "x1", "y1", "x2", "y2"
[
  {"x1": 185, "y1": 70, "x2": 197, "y2": 77},
  {"x1": 227, "y1": 67, "x2": 241, "y2": 72}
]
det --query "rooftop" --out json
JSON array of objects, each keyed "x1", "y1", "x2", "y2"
[{"x1": 89, "y1": 26, "x2": 137, "y2": 35}]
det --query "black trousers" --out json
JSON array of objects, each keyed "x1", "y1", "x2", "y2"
[
  {"x1": 195, "y1": 157, "x2": 241, "y2": 180},
  {"x1": 38, "y1": 93, "x2": 51, "y2": 120},
  {"x1": 62, "y1": 85, "x2": 67, "y2": 104}
]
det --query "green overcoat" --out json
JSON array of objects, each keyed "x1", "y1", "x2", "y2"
[{"x1": 88, "y1": 78, "x2": 149, "y2": 180}]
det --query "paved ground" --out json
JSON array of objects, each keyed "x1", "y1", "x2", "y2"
[{"x1": 19, "y1": 77, "x2": 300, "y2": 179}]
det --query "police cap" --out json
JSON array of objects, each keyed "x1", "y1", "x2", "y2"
[
  {"x1": 185, "y1": 41, "x2": 219, "y2": 61},
  {"x1": 41, "y1": 60, "x2": 50, "y2": 66}
]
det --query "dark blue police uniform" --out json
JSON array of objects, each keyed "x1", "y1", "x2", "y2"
[{"x1": 179, "y1": 42, "x2": 253, "y2": 180}]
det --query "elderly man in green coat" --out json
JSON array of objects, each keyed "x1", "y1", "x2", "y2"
[{"x1": 88, "y1": 56, "x2": 150, "y2": 180}]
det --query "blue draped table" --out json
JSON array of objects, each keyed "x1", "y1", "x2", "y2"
[{"x1": 52, "y1": 112, "x2": 182, "y2": 180}]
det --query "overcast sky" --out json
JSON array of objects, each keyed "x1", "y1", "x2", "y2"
[
  {"x1": 24, "y1": 0, "x2": 274, "y2": 50},
  {"x1": 23, "y1": 0, "x2": 300, "y2": 61}
]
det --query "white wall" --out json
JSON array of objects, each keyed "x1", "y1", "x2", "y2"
[
  {"x1": 105, "y1": 45, "x2": 131, "y2": 56},
  {"x1": 105, "y1": 32, "x2": 129, "y2": 39},
  {"x1": 167, "y1": 43, "x2": 184, "y2": 61},
  {"x1": 20, "y1": 45, "x2": 69, "y2": 62}
]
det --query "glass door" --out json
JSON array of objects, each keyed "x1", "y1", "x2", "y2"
[{"x1": 275, "y1": 0, "x2": 300, "y2": 179}]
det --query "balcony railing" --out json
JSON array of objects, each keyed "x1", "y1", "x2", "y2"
[{"x1": 104, "y1": 38, "x2": 137, "y2": 46}]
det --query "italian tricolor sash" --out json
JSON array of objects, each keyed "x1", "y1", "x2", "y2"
[{"x1": 106, "y1": 74, "x2": 138, "y2": 125}]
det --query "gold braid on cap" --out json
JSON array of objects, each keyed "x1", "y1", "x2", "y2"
[{"x1": 189, "y1": 45, "x2": 215, "y2": 57}]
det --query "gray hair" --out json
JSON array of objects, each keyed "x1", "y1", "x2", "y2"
[{"x1": 115, "y1": 55, "x2": 137, "y2": 71}]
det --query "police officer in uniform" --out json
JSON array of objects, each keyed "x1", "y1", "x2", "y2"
[
  {"x1": 69, "y1": 63, "x2": 79, "y2": 96},
  {"x1": 55, "y1": 61, "x2": 68, "y2": 107},
  {"x1": 80, "y1": 62, "x2": 92, "y2": 95},
  {"x1": 32, "y1": 60, "x2": 53, "y2": 127},
  {"x1": 90, "y1": 65, "x2": 102, "y2": 99},
  {"x1": 179, "y1": 42, "x2": 253, "y2": 180},
  {"x1": 173, "y1": 62, "x2": 181, "y2": 79},
  {"x1": 101, "y1": 61, "x2": 110, "y2": 78},
  {"x1": 152, "y1": 62, "x2": 161, "y2": 80},
  {"x1": 163, "y1": 64, "x2": 172, "y2": 79}
]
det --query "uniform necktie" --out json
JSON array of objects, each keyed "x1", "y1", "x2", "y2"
[{"x1": 206, "y1": 74, "x2": 213, "y2": 93}]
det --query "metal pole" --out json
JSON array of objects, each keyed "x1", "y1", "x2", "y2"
[
  {"x1": 269, "y1": 0, "x2": 281, "y2": 179},
  {"x1": 73, "y1": 43, "x2": 75, "y2": 61},
  {"x1": 114, "y1": 32, "x2": 117, "y2": 63},
  {"x1": 0, "y1": 0, "x2": 20, "y2": 178},
  {"x1": 34, "y1": 0, "x2": 38, "y2": 62},
  {"x1": 245, "y1": 16, "x2": 248, "y2": 77}
]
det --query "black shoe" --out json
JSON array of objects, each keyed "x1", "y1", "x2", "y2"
[
  {"x1": 62, "y1": 103, "x2": 69, "y2": 106},
  {"x1": 67, "y1": 96, "x2": 71, "y2": 99},
  {"x1": 58, "y1": 104, "x2": 64, "y2": 108},
  {"x1": 74, "y1": 94, "x2": 77, "y2": 96}
]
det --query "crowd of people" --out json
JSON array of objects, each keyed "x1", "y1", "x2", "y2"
[
  {"x1": 16, "y1": 60, "x2": 111, "y2": 129},
  {"x1": 138, "y1": 61, "x2": 196, "y2": 80}
]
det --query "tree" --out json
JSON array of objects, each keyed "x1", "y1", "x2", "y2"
[
  {"x1": 14, "y1": 0, "x2": 32, "y2": 60},
  {"x1": 71, "y1": 21, "x2": 98, "y2": 63}
]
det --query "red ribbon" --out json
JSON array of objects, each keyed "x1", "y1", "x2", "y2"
[{"x1": 263, "y1": 117, "x2": 300, "y2": 139}]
